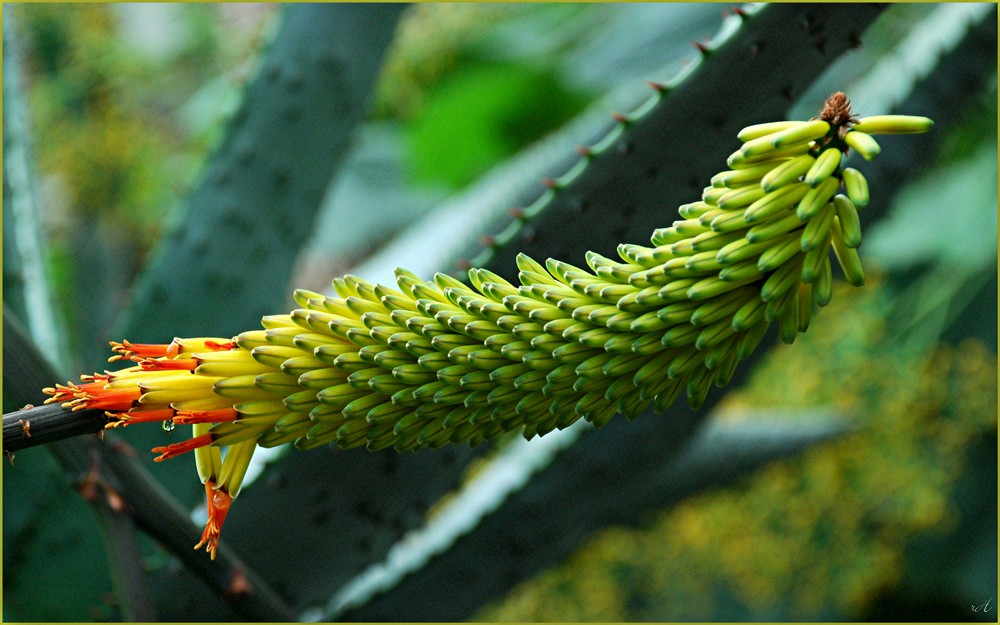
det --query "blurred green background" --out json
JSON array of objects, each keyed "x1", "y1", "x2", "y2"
[{"x1": 3, "y1": 3, "x2": 996, "y2": 622}]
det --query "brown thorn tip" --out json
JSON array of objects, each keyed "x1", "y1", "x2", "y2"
[
  {"x1": 576, "y1": 145, "x2": 592, "y2": 157},
  {"x1": 508, "y1": 206, "x2": 525, "y2": 219},
  {"x1": 227, "y1": 568, "x2": 253, "y2": 597},
  {"x1": 647, "y1": 81, "x2": 666, "y2": 93},
  {"x1": 611, "y1": 112, "x2": 628, "y2": 123},
  {"x1": 541, "y1": 177, "x2": 558, "y2": 189}
]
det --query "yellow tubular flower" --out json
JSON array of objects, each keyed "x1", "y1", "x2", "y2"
[{"x1": 43, "y1": 92, "x2": 932, "y2": 559}]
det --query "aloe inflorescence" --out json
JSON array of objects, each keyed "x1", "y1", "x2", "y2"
[{"x1": 43, "y1": 92, "x2": 932, "y2": 558}]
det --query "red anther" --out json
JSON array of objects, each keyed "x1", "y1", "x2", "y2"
[
  {"x1": 105, "y1": 408, "x2": 176, "y2": 428},
  {"x1": 204, "y1": 340, "x2": 237, "y2": 351},
  {"x1": 139, "y1": 357, "x2": 198, "y2": 371},
  {"x1": 173, "y1": 408, "x2": 238, "y2": 425},
  {"x1": 151, "y1": 433, "x2": 214, "y2": 462},
  {"x1": 194, "y1": 481, "x2": 232, "y2": 560}
]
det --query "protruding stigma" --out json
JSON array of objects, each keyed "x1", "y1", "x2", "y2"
[
  {"x1": 193, "y1": 481, "x2": 233, "y2": 561},
  {"x1": 152, "y1": 433, "x2": 214, "y2": 462}
]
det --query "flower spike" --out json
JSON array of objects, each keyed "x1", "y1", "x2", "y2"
[{"x1": 42, "y1": 92, "x2": 932, "y2": 558}]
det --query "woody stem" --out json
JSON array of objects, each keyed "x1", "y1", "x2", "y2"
[
  {"x1": 3, "y1": 307, "x2": 296, "y2": 620},
  {"x1": 2, "y1": 402, "x2": 107, "y2": 453}
]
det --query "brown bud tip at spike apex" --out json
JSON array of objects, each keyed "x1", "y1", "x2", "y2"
[{"x1": 818, "y1": 92, "x2": 859, "y2": 138}]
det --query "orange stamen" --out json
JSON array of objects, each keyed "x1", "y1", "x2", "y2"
[
  {"x1": 193, "y1": 481, "x2": 232, "y2": 560},
  {"x1": 109, "y1": 340, "x2": 178, "y2": 362},
  {"x1": 139, "y1": 358, "x2": 198, "y2": 371},
  {"x1": 105, "y1": 408, "x2": 176, "y2": 428},
  {"x1": 72, "y1": 386, "x2": 142, "y2": 412},
  {"x1": 173, "y1": 408, "x2": 239, "y2": 425},
  {"x1": 80, "y1": 373, "x2": 113, "y2": 384},
  {"x1": 42, "y1": 383, "x2": 80, "y2": 404},
  {"x1": 43, "y1": 374, "x2": 112, "y2": 404},
  {"x1": 151, "y1": 433, "x2": 214, "y2": 462}
]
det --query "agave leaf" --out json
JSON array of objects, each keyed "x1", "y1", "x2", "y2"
[{"x1": 337, "y1": 412, "x2": 850, "y2": 621}]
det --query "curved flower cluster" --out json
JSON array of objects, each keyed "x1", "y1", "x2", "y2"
[{"x1": 44, "y1": 92, "x2": 932, "y2": 558}]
